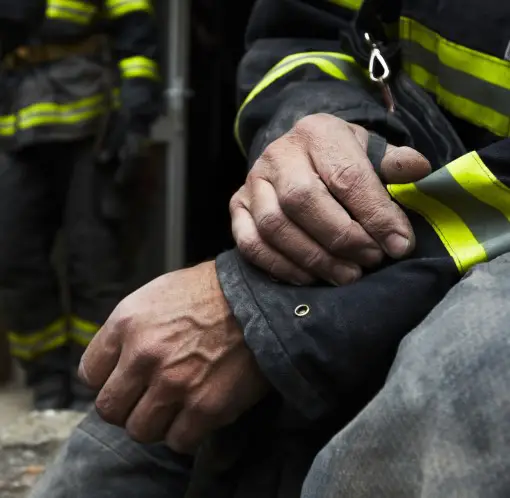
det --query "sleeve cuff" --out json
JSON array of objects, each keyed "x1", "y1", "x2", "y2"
[{"x1": 215, "y1": 250, "x2": 332, "y2": 420}]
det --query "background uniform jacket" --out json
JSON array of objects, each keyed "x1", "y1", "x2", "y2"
[
  {"x1": 0, "y1": 0, "x2": 161, "y2": 149},
  {"x1": 188, "y1": 1, "x2": 510, "y2": 497}
]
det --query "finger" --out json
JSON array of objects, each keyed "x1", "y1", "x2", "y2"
[
  {"x1": 380, "y1": 145, "x2": 432, "y2": 183},
  {"x1": 231, "y1": 197, "x2": 315, "y2": 285},
  {"x1": 303, "y1": 114, "x2": 415, "y2": 259},
  {"x1": 165, "y1": 406, "x2": 222, "y2": 455},
  {"x1": 259, "y1": 143, "x2": 383, "y2": 267},
  {"x1": 348, "y1": 123, "x2": 432, "y2": 184},
  {"x1": 125, "y1": 385, "x2": 180, "y2": 443},
  {"x1": 94, "y1": 349, "x2": 147, "y2": 427},
  {"x1": 78, "y1": 322, "x2": 121, "y2": 391},
  {"x1": 250, "y1": 178, "x2": 362, "y2": 285}
]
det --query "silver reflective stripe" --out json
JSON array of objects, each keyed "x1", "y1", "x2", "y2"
[
  {"x1": 401, "y1": 40, "x2": 510, "y2": 117},
  {"x1": 416, "y1": 166, "x2": 510, "y2": 260}
]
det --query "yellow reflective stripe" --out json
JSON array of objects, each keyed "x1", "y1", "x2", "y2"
[
  {"x1": 71, "y1": 316, "x2": 100, "y2": 334},
  {"x1": 70, "y1": 316, "x2": 100, "y2": 347},
  {"x1": 8, "y1": 318, "x2": 67, "y2": 361},
  {"x1": 328, "y1": 0, "x2": 362, "y2": 11},
  {"x1": 268, "y1": 51, "x2": 356, "y2": 75},
  {"x1": 0, "y1": 115, "x2": 16, "y2": 136},
  {"x1": 46, "y1": 0, "x2": 96, "y2": 24},
  {"x1": 106, "y1": 0, "x2": 153, "y2": 18},
  {"x1": 48, "y1": 0, "x2": 96, "y2": 14},
  {"x1": 10, "y1": 336, "x2": 67, "y2": 360},
  {"x1": 119, "y1": 56, "x2": 159, "y2": 80},
  {"x1": 235, "y1": 53, "x2": 351, "y2": 155},
  {"x1": 447, "y1": 151, "x2": 510, "y2": 222},
  {"x1": 387, "y1": 182, "x2": 487, "y2": 273},
  {"x1": 404, "y1": 62, "x2": 510, "y2": 137},
  {"x1": 400, "y1": 17, "x2": 510, "y2": 91},
  {"x1": 18, "y1": 94, "x2": 106, "y2": 129}
]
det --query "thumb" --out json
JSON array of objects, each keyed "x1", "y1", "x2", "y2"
[{"x1": 380, "y1": 144, "x2": 432, "y2": 184}]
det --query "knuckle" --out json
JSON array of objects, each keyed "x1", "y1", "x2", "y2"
[
  {"x1": 191, "y1": 398, "x2": 225, "y2": 421},
  {"x1": 359, "y1": 205, "x2": 396, "y2": 235},
  {"x1": 293, "y1": 114, "x2": 319, "y2": 136},
  {"x1": 301, "y1": 248, "x2": 327, "y2": 272},
  {"x1": 237, "y1": 233, "x2": 264, "y2": 260},
  {"x1": 327, "y1": 160, "x2": 368, "y2": 198},
  {"x1": 256, "y1": 209, "x2": 287, "y2": 239},
  {"x1": 131, "y1": 339, "x2": 161, "y2": 368},
  {"x1": 126, "y1": 423, "x2": 149, "y2": 443},
  {"x1": 327, "y1": 222, "x2": 355, "y2": 254},
  {"x1": 258, "y1": 140, "x2": 283, "y2": 165},
  {"x1": 95, "y1": 398, "x2": 119, "y2": 425},
  {"x1": 229, "y1": 191, "x2": 242, "y2": 213},
  {"x1": 280, "y1": 181, "x2": 315, "y2": 213}
]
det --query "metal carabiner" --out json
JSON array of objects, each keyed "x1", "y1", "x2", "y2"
[{"x1": 364, "y1": 32, "x2": 395, "y2": 112}]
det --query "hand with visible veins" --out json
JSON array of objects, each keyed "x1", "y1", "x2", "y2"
[{"x1": 79, "y1": 261, "x2": 269, "y2": 454}]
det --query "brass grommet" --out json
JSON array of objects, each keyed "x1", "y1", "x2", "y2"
[{"x1": 294, "y1": 304, "x2": 310, "y2": 317}]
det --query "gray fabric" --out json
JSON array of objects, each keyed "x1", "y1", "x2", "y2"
[
  {"x1": 29, "y1": 409, "x2": 193, "y2": 498},
  {"x1": 303, "y1": 252, "x2": 510, "y2": 497},
  {"x1": 29, "y1": 253, "x2": 510, "y2": 498}
]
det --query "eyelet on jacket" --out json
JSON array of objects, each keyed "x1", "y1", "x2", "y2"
[{"x1": 294, "y1": 304, "x2": 310, "y2": 317}]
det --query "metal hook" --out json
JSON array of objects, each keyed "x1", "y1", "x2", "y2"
[{"x1": 365, "y1": 32, "x2": 391, "y2": 82}]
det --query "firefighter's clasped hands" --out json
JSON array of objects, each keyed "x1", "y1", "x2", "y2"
[
  {"x1": 230, "y1": 113, "x2": 431, "y2": 284},
  {"x1": 79, "y1": 114, "x2": 432, "y2": 454}
]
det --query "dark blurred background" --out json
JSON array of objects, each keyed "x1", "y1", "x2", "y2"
[
  {"x1": 126, "y1": 0, "x2": 254, "y2": 290},
  {"x1": 0, "y1": 0, "x2": 256, "y2": 382}
]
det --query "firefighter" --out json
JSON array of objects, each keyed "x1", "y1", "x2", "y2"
[
  {"x1": 29, "y1": 0, "x2": 510, "y2": 498},
  {"x1": 0, "y1": 0, "x2": 161, "y2": 411}
]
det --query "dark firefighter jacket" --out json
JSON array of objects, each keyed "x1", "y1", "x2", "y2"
[
  {"x1": 187, "y1": 1, "x2": 510, "y2": 497},
  {"x1": 0, "y1": 0, "x2": 46, "y2": 58},
  {"x1": 0, "y1": 0, "x2": 161, "y2": 149}
]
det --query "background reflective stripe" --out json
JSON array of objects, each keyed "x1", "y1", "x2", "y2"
[
  {"x1": 417, "y1": 164, "x2": 510, "y2": 260},
  {"x1": 106, "y1": 0, "x2": 153, "y2": 17},
  {"x1": 235, "y1": 53, "x2": 354, "y2": 155},
  {"x1": 401, "y1": 41, "x2": 510, "y2": 117},
  {"x1": 120, "y1": 56, "x2": 159, "y2": 80},
  {"x1": 17, "y1": 94, "x2": 106, "y2": 129},
  {"x1": 388, "y1": 182, "x2": 487, "y2": 273},
  {"x1": 0, "y1": 116, "x2": 15, "y2": 136},
  {"x1": 70, "y1": 316, "x2": 99, "y2": 346},
  {"x1": 328, "y1": 0, "x2": 362, "y2": 10},
  {"x1": 46, "y1": 0, "x2": 96, "y2": 23},
  {"x1": 8, "y1": 318, "x2": 67, "y2": 361},
  {"x1": 400, "y1": 17, "x2": 510, "y2": 91},
  {"x1": 404, "y1": 63, "x2": 510, "y2": 137}
]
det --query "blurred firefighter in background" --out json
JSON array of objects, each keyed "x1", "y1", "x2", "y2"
[{"x1": 0, "y1": 0, "x2": 162, "y2": 411}]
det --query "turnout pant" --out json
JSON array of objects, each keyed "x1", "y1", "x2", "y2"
[
  {"x1": 28, "y1": 253, "x2": 510, "y2": 498},
  {"x1": 0, "y1": 138, "x2": 125, "y2": 384}
]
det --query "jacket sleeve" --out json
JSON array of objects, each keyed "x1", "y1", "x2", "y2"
[
  {"x1": 105, "y1": 0, "x2": 162, "y2": 133},
  {"x1": 236, "y1": 0, "x2": 406, "y2": 166},
  {"x1": 216, "y1": 138, "x2": 510, "y2": 421}
]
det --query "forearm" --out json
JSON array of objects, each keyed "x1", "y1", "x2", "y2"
[{"x1": 217, "y1": 139, "x2": 510, "y2": 421}]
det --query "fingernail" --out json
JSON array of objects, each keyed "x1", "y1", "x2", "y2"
[
  {"x1": 383, "y1": 234, "x2": 410, "y2": 258},
  {"x1": 331, "y1": 264, "x2": 361, "y2": 285}
]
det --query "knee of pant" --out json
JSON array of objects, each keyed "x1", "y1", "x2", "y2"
[
  {"x1": 389, "y1": 263, "x2": 510, "y2": 414},
  {"x1": 30, "y1": 411, "x2": 193, "y2": 498}
]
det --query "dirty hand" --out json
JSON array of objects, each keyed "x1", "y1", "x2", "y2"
[
  {"x1": 78, "y1": 261, "x2": 268, "y2": 454},
  {"x1": 230, "y1": 113, "x2": 431, "y2": 285}
]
